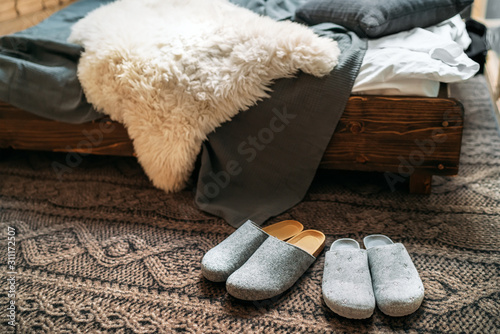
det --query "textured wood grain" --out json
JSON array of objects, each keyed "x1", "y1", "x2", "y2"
[
  {"x1": 0, "y1": 0, "x2": 17, "y2": 23},
  {"x1": 0, "y1": 93, "x2": 464, "y2": 193},
  {"x1": 0, "y1": 103, "x2": 134, "y2": 156},
  {"x1": 409, "y1": 172, "x2": 433, "y2": 194},
  {"x1": 0, "y1": 0, "x2": 77, "y2": 36},
  {"x1": 319, "y1": 95, "x2": 464, "y2": 176}
]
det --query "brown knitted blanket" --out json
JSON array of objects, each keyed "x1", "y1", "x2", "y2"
[{"x1": 0, "y1": 76, "x2": 499, "y2": 333}]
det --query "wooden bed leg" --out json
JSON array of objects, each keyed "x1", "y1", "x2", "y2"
[{"x1": 409, "y1": 173, "x2": 432, "y2": 194}]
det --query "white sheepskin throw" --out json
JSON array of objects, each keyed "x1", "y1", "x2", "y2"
[{"x1": 69, "y1": 0, "x2": 340, "y2": 192}]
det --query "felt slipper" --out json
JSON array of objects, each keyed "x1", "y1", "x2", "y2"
[
  {"x1": 322, "y1": 238, "x2": 375, "y2": 319},
  {"x1": 364, "y1": 234, "x2": 425, "y2": 317},
  {"x1": 226, "y1": 230, "x2": 325, "y2": 301},
  {"x1": 201, "y1": 220, "x2": 303, "y2": 282}
]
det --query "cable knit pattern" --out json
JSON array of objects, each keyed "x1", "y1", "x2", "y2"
[{"x1": 0, "y1": 76, "x2": 498, "y2": 333}]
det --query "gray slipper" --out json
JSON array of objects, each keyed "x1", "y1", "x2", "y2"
[
  {"x1": 364, "y1": 234, "x2": 425, "y2": 317},
  {"x1": 322, "y1": 238, "x2": 375, "y2": 319},
  {"x1": 201, "y1": 220, "x2": 303, "y2": 282},
  {"x1": 226, "y1": 230, "x2": 325, "y2": 300}
]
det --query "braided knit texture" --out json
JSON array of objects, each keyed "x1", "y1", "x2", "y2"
[{"x1": 0, "y1": 75, "x2": 499, "y2": 333}]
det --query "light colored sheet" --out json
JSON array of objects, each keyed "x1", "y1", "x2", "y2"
[{"x1": 352, "y1": 15, "x2": 480, "y2": 97}]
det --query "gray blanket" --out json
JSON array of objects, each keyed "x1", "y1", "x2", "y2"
[
  {"x1": 196, "y1": 23, "x2": 366, "y2": 227},
  {"x1": 0, "y1": 0, "x2": 110, "y2": 123},
  {"x1": 0, "y1": 0, "x2": 366, "y2": 227}
]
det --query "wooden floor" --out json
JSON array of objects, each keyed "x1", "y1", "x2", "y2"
[
  {"x1": 472, "y1": 0, "x2": 500, "y2": 126},
  {"x1": 485, "y1": 51, "x2": 500, "y2": 126},
  {"x1": 0, "y1": 0, "x2": 76, "y2": 36}
]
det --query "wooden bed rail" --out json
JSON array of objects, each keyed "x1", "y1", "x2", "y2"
[
  {"x1": 321, "y1": 94, "x2": 464, "y2": 194},
  {"x1": 0, "y1": 91, "x2": 464, "y2": 194}
]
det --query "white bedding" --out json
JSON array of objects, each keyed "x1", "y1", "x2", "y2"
[{"x1": 352, "y1": 15, "x2": 480, "y2": 97}]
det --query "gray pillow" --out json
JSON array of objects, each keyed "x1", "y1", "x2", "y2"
[{"x1": 295, "y1": 0, "x2": 473, "y2": 38}]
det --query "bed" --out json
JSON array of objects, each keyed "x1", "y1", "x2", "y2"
[
  {"x1": 0, "y1": 0, "x2": 474, "y2": 196},
  {"x1": 0, "y1": 84, "x2": 464, "y2": 194}
]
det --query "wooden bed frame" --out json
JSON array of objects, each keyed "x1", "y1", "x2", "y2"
[{"x1": 0, "y1": 84, "x2": 464, "y2": 194}]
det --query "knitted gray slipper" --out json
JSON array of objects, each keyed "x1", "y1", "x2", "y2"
[
  {"x1": 322, "y1": 238, "x2": 375, "y2": 319},
  {"x1": 201, "y1": 220, "x2": 303, "y2": 282},
  {"x1": 364, "y1": 235, "x2": 425, "y2": 317},
  {"x1": 226, "y1": 230, "x2": 325, "y2": 300}
]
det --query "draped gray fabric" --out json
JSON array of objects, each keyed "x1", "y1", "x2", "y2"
[
  {"x1": 196, "y1": 23, "x2": 366, "y2": 227},
  {"x1": 0, "y1": 0, "x2": 111, "y2": 123}
]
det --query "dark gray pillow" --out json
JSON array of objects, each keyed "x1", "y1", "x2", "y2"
[{"x1": 295, "y1": 0, "x2": 473, "y2": 38}]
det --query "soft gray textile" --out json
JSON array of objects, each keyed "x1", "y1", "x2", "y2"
[
  {"x1": 230, "y1": 0, "x2": 307, "y2": 21},
  {"x1": 323, "y1": 248, "x2": 375, "y2": 319},
  {"x1": 295, "y1": 0, "x2": 473, "y2": 38},
  {"x1": 0, "y1": 0, "x2": 110, "y2": 123},
  {"x1": 367, "y1": 243, "x2": 425, "y2": 317},
  {"x1": 226, "y1": 236, "x2": 316, "y2": 300},
  {"x1": 195, "y1": 23, "x2": 367, "y2": 227},
  {"x1": 201, "y1": 220, "x2": 269, "y2": 282}
]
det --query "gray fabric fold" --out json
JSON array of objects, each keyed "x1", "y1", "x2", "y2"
[
  {"x1": 0, "y1": 0, "x2": 110, "y2": 123},
  {"x1": 323, "y1": 248, "x2": 375, "y2": 319},
  {"x1": 195, "y1": 23, "x2": 367, "y2": 227},
  {"x1": 226, "y1": 236, "x2": 316, "y2": 300},
  {"x1": 201, "y1": 220, "x2": 270, "y2": 282},
  {"x1": 230, "y1": 0, "x2": 308, "y2": 21},
  {"x1": 367, "y1": 243, "x2": 425, "y2": 317}
]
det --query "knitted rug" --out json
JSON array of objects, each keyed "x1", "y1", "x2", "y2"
[{"x1": 0, "y1": 76, "x2": 499, "y2": 333}]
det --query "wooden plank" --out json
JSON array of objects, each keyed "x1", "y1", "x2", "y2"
[
  {"x1": 319, "y1": 95, "x2": 464, "y2": 176},
  {"x1": 0, "y1": 0, "x2": 78, "y2": 36},
  {"x1": 16, "y1": 0, "x2": 44, "y2": 16},
  {"x1": 485, "y1": 50, "x2": 500, "y2": 126},
  {"x1": 0, "y1": 94, "x2": 464, "y2": 179},
  {"x1": 0, "y1": 103, "x2": 135, "y2": 156},
  {"x1": 43, "y1": 0, "x2": 61, "y2": 7},
  {"x1": 409, "y1": 172, "x2": 432, "y2": 194},
  {"x1": 0, "y1": 1, "x2": 17, "y2": 23}
]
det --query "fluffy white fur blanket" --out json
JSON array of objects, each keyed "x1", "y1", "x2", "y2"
[{"x1": 69, "y1": 0, "x2": 340, "y2": 192}]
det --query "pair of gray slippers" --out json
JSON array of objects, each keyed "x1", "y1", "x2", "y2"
[
  {"x1": 201, "y1": 220, "x2": 424, "y2": 318},
  {"x1": 323, "y1": 235, "x2": 425, "y2": 319},
  {"x1": 201, "y1": 220, "x2": 325, "y2": 301}
]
